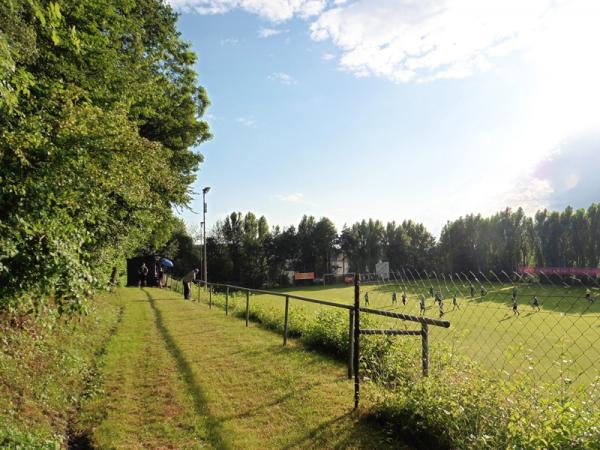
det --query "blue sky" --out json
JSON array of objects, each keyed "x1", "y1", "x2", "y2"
[{"x1": 173, "y1": 0, "x2": 600, "y2": 237}]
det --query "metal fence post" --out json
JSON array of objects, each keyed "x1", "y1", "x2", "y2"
[
  {"x1": 209, "y1": 286, "x2": 212, "y2": 309},
  {"x1": 283, "y1": 295, "x2": 290, "y2": 346},
  {"x1": 245, "y1": 290, "x2": 250, "y2": 327},
  {"x1": 225, "y1": 287, "x2": 229, "y2": 316},
  {"x1": 348, "y1": 309, "x2": 354, "y2": 379},
  {"x1": 353, "y1": 273, "x2": 360, "y2": 409},
  {"x1": 421, "y1": 323, "x2": 429, "y2": 377}
]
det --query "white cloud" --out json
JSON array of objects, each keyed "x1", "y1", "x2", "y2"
[
  {"x1": 309, "y1": 0, "x2": 557, "y2": 83},
  {"x1": 321, "y1": 52, "x2": 335, "y2": 61},
  {"x1": 172, "y1": 0, "x2": 600, "y2": 89},
  {"x1": 168, "y1": 0, "x2": 327, "y2": 22},
  {"x1": 236, "y1": 116, "x2": 255, "y2": 126},
  {"x1": 268, "y1": 71, "x2": 297, "y2": 85},
  {"x1": 258, "y1": 27, "x2": 285, "y2": 38}
]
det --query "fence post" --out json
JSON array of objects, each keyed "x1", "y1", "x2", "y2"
[
  {"x1": 245, "y1": 290, "x2": 250, "y2": 327},
  {"x1": 209, "y1": 286, "x2": 212, "y2": 309},
  {"x1": 283, "y1": 295, "x2": 290, "y2": 346},
  {"x1": 348, "y1": 309, "x2": 354, "y2": 379},
  {"x1": 197, "y1": 281, "x2": 200, "y2": 302},
  {"x1": 225, "y1": 287, "x2": 229, "y2": 316},
  {"x1": 421, "y1": 323, "x2": 429, "y2": 377},
  {"x1": 353, "y1": 273, "x2": 360, "y2": 410}
]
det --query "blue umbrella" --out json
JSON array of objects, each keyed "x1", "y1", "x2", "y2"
[{"x1": 160, "y1": 257, "x2": 174, "y2": 268}]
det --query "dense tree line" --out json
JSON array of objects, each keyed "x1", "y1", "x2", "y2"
[
  {"x1": 439, "y1": 205, "x2": 600, "y2": 274},
  {"x1": 203, "y1": 213, "x2": 437, "y2": 287},
  {"x1": 201, "y1": 204, "x2": 600, "y2": 288},
  {"x1": 0, "y1": 0, "x2": 210, "y2": 314}
]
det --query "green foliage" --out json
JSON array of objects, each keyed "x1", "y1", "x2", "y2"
[
  {"x1": 206, "y1": 204, "x2": 600, "y2": 289},
  {"x1": 372, "y1": 366, "x2": 600, "y2": 449},
  {"x1": 0, "y1": 0, "x2": 211, "y2": 314},
  {"x1": 0, "y1": 292, "x2": 122, "y2": 447},
  {"x1": 0, "y1": 422, "x2": 61, "y2": 450},
  {"x1": 150, "y1": 218, "x2": 202, "y2": 277},
  {"x1": 440, "y1": 205, "x2": 600, "y2": 273},
  {"x1": 341, "y1": 219, "x2": 437, "y2": 273}
]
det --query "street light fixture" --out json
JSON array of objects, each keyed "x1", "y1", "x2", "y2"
[{"x1": 202, "y1": 187, "x2": 211, "y2": 286}]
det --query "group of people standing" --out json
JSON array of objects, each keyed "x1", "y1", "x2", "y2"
[
  {"x1": 137, "y1": 261, "x2": 167, "y2": 288},
  {"x1": 361, "y1": 283, "x2": 595, "y2": 318},
  {"x1": 137, "y1": 260, "x2": 200, "y2": 300}
]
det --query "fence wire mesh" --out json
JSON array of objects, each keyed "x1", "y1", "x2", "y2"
[
  {"x1": 173, "y1": 270, "x2": 600, "y2": 446},
  {"x1": 360, "y1": 269, "x2": 599, "y2": 393}
]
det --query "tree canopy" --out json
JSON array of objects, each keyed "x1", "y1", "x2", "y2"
[
  {"x1": 0, "y1": 0, "x2": 211, "y2": 314},
  {"x1": 204, "y1": 204, "x2": 600, "y2": 288}
]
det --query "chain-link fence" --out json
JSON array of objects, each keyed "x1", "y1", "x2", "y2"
[
  {"x1": 179, "y1": 270, "x2": 599, "y2": 394},
  {"x1": 174, "y1": 270, "x2": 599, "y2": 447},
  {"x1": 361, "y1": 269, "x2": 599, "y2": 389}
]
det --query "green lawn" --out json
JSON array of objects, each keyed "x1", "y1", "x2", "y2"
[
  {"x1": 204, "y1": 281, "x2": 600, "y2": 387},
  {"x1": 77, "y1": 287, "x2": 405, "y2": 449}
]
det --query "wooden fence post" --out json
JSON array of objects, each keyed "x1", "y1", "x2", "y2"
[
  {"x1": 209, "y1": 286, "x2": 212, "y2": 309},
  {"x1": 353, "y1": 273, "x2": 360, "y2": 410},
  {"x1": 348, "y1": 309, "x2": 354, "y2": 379},
  {"x1": 283, "y1": 295, "x2": 290, "y2": 346},
  {"x1": 225, "y1": 287, "x2": 229, "y2": 316},
  {"x1": 245, "y1": 291, "x2": 250, "y2": 327},
  {"x1": 197, "y1": 282, "x2": 200, "y2": 302},
  {"x1": 421, "y1": 323, "x2": 429, "y2": 377}
]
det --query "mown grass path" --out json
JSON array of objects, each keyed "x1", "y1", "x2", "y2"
[{"x1": 81, "y1": 287, "x2": 402, "y2": 449}]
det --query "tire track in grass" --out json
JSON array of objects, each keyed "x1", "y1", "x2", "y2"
[
  {"x1": 149, "y1": 288, "x2": 407, "y2": 449},
  {"x1": 145, "y1": 289, "x2": 229, "y2": 449},
  {"x1": 79, "y1": 287, "x2": 224, "y2": 449}
]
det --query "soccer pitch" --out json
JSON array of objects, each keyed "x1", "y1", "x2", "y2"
[{"x1": 247, "y1": 282, "x2": 600, "y2": 386}]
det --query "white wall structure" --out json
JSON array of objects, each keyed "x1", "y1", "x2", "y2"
[{"x1": 375, "y1": 260, "x2": 390, "y2": 281}]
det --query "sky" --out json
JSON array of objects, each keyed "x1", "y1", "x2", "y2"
[{"x1": 170, "y1": 0, "x2": 600, "y2": 237}]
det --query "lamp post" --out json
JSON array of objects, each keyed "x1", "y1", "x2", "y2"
[
  {"x1": 199, "y1": 221, "x2": 204, "y2": 284},
  {"x1": 202, "y1": 186, "x2": 211, "y2": 286}
]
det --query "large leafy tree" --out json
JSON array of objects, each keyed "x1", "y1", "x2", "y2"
[{"x1": 0, "y1": 0, "x2": 211, "y2": 314}]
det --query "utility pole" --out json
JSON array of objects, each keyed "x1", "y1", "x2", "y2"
[
  {"x1": 202, "y1": 186, "x2": 211, "y2": 286},
  {"x1": 199, "y1": 221, "x2": 204, "y2": 283}
]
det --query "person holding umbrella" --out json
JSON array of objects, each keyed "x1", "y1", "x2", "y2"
[{"x1": 160, "y1": 257, "x2": 174, "y2": 288}]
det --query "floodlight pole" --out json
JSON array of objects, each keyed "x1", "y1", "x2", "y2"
[
  {"x1": 202, "y1": 186, "x2": 211, "y2": 288},
  {"x1": 199, "y1": 221, "x2": 204, "y2": 285}
]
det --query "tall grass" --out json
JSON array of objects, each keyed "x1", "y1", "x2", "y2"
[{"x1": 0, "y1": 293, "x2": 122, "y2": 448}]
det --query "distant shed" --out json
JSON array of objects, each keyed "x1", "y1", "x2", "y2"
[{"x1": 126, "y1": 255, "x2": 160, "y2": 287}]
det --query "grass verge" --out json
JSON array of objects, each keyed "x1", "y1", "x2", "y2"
[
  {"x1": 0, "y1": 291, "x2": 122, "y2": 448},
  {"x1": 79, "y1": 287, "x2": 404, "y2": 449}
]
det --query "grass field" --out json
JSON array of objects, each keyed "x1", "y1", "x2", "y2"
[
  {"x1": 75, "y1": 287, "x2": 405, "y2": 449},
  {"x1": 205, "y1": 281, "x2": 600, "y2": 387}
]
